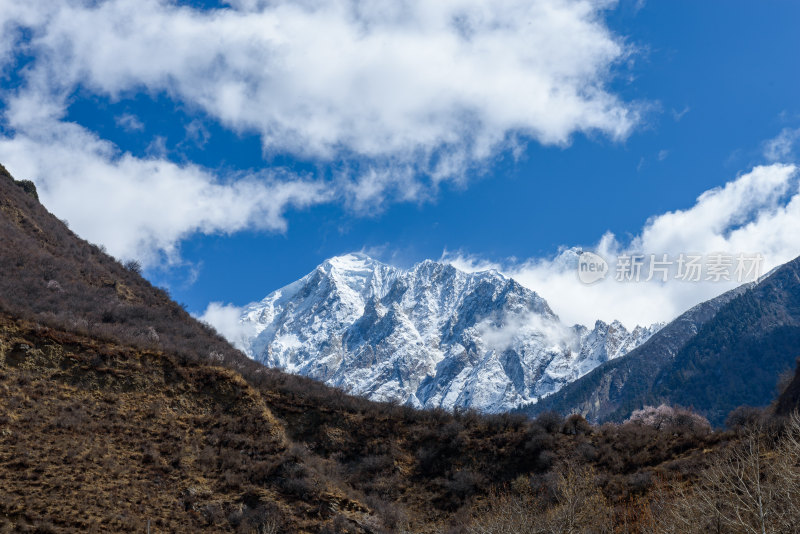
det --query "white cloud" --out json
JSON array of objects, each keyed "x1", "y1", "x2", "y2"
[
  {"x1": 0, "y1": 97, "x2": 331, "y2": 265},
  {"x1": 198, "y1": 164, "x2": 800, "y2": 341},
  {"x1": 115, "y1": 113, "x2": 145, "y2": 132},
  {"x1": 184, "y1": 120, "x2": 211, "y2": 148},
  {"x1": 763, "y1": 128, "x2": 800, "y2": 162},
  {"x1": 198, "y1": 302, "x2": 254, "y2": 352},
  {"x1": 477, "y1": 311, "x2": 575, "y2": 353},
  {"x1": 0, "y1": 0, "x2": 640, "y2": 195},
  {"x1": 445, "y1": 163, "x2": 800, "y2": 328},
  {"x1": 671, "y1": 105, "x2": 690, "y2": 122}
]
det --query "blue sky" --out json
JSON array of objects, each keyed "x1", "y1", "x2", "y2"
[{"x1": 1, "y1": 0, "x2": 800, "y2": 328}]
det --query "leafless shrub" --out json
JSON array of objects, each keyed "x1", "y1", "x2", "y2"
[
  {"x1": 45, "y1": 280, "x2": 63, "y2": 292},
  {"x1": 535, "y1": 411, "x2": 564, "y2": 434},
  {"x1": 561, "y1": 413, "x2": 592, "y2": 435},
  {"x1": 726, "y1": 406, "x2": 768, "y2": 431},
  {"x1": 467, "y1": 463, "x2": 613, "y2": 534},
  {"x1": 626, "y1": 404, "x2": 710, "y2": 434},
  {"x1": 651, "y1": 412, "x2": 800, "y2": 534},
  {"x1": 123, "y1": 259, "x2": 142, "y2": 274}
]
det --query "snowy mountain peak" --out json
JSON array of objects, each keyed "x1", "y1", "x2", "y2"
[
  {"x1": 323, "y1": 252, "x2": 386, "y2": 272},
  {"x1": 237, "y1": 254, "x2": 661, "y2": 412},
  {"x1": 315, "y1": 253, "x2": 399, "y2": 303}
]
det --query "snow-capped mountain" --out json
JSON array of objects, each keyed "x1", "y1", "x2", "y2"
[{"x1": 238, "y1": 253, "x2": 661, "y2": 412}]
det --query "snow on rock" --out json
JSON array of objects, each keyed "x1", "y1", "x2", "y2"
[{"x1": 238, "y1": 253, "x2": 661, "y2": 412}]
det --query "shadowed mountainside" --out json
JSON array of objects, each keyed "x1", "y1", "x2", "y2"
[{"x1": 523, "y1": 256, "x2": 800, "y2": 426}]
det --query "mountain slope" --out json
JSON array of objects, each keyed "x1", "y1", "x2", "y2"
[
  {"x1": 0, "y1": 163, "x2": 244, "y2": 367},
  {"x1": 5, "y1": 161, "x2": 799, "y2": 532},
  {"x1": 0, "y1": 162, "x2": 704, "y2": 533},
  {"x1": 0, "y1": 314, "x2": 294, "y2": 532},
  {"x1": 528, "y1": 256, "x2": 800, "y2": 425},
  {"x1": 645, "y1": 258, "x2": 800, "y2": 424},
  {"x1": 0, "y1": 162, "x2": 576, "y2": 532},
  {"x1": 0, "y1": 163, "x2": 362, "y2": 532},
  {"x1": 238, "y1": 253, "x2": 660, "y2": 412}
]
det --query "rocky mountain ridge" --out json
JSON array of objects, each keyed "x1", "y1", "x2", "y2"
[{"x1": 238, "y1": 253, "x2": 661, "y2": 412}]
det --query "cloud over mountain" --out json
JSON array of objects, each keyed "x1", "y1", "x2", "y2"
[{"x1": 447, "y1": 163, "x2": 800, "y2": 327}]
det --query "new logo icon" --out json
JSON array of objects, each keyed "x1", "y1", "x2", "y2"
[{"x1": 578, "y1": 251, "x2": 608, "y2": 284}]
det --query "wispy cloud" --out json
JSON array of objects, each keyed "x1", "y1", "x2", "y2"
[
  {"x1": 115, "y1": 113, "x2": 145, "y2": 132},
  {"x1": 477, "y1": 311, "x2": 575, "y2": 353},
  {"x1": 763, "y1": 127, "x2": 800, "y2": 162},
  {"x1": 671, "y1": 105, "x2": 690, "y2": 122},
  {"x1": 198, "y1": 302, "x2": 257, "y2": 352}
]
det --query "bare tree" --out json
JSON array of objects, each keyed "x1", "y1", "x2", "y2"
[
  {"x1": 466, "y1": 488, "x2": 541, "y2": 534},
  {"x1": 700, "y1": 430, "x2": 774, "y2": 534},
  {"x1": 543, "y1": 463, "x2": 613, "y2": 534},
  {"x1": 770, "y1": 412, "x2": 800, "y2": 533},
  {"x1": 651, "y1": 413, "x2": 800, "y2": 534},
  {"x1": 467, "y1": 463, "x2": 613, "y2": 534}
]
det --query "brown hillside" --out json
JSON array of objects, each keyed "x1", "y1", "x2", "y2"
[{"x1": 0, "y1": 314, "x2": 297, "y2": 532}]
